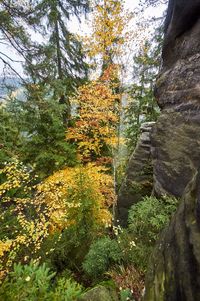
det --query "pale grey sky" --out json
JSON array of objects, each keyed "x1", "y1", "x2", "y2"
[{"x1": 0, "y1": 0, "x2": 166, "y2": 78}]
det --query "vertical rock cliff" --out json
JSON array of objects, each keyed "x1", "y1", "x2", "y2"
[{"x1": 144, "y1": 0, "x2": 200, "y2": 300}]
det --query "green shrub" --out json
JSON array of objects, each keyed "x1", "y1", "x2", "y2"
[
  {"x1": 0, "y1": 261, "x2": 83, "y2": 301},
  {"x1": 128, "y1": 195, "x2": 178, "y2": 242},
  {"x1": 124, "y1": 195, "x2": 178, "y2": 271},
  {"x1": 82, "y1": 237, "x2": 122, "y2": 279},
  {"x1": 83, "y1": 196, "x2": 178, "y2": 278},
  {"x1": 0, "y1": 261, "x2": 55, "y2": 301},
  {"x1": 52, "y1": 278, "x2": 83, "y2": 301},
  {"x1": 120, "y1": 288, "x2": 134, "y2": 301}
]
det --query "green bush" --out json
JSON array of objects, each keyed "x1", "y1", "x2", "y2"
[
  {"x1": 82, "y1": 237, "x2": 122, "y2": 279},
  {"x1": 124, "y1": 195, "x2": 178, "y2": 271},
  {"x1": 0, "y1": 261, "x2": 55, "y2": 301},
  {"x1": 51, "y1": 278, "x2": 83, "y2": 301},
  {"x1": 83, "y1": 196, "x2": 178, "y2": 278},
  {"x1": 0, "y1": 261, "x2": 83, "y2": 301},
  {"x1": 128, "y1": 195, "x2": 178, "y2": 242}
]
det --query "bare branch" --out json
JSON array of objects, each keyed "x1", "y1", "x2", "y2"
[
  {"x1": 0, "y1": 55, "x2": 25, "y2": 83},
  {"x1": 0, "y1": 51, "x2": 23, "y2": 63}
]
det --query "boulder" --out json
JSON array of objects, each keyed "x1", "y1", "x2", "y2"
[{"x1": 78, "y1": 286, "x2": 119, "y2": 301}]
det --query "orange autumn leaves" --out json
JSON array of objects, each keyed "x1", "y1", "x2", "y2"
[{"x1": 66, "y1": 80, "x2": 120, "y2": 162}]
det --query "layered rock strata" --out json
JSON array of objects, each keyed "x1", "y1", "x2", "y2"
[
  {"x1": 152, "y1": 14, "x2": 200, "y2": 199},
  {"x1": 144, "y1": 0, "x2": 200, "y2": 300}
]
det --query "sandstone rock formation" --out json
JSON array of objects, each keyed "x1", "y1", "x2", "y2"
[
  {"x1": 144, "y1": 170, "x2": 200, "y2": 301},
  {"x1": 144, "y1": 0, "x2": 200, "y2": 299},
  {"x1": 152, "y1": 8, "x2": 200, "y2": 199},
  {"x1": 117, "y1": 122, "x2": 155, "y2": 227},
  {"x1": 78, "y1": 286, "x2": 119, "y2": 301}
]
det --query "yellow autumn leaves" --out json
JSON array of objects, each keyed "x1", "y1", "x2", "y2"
[
  {"x1": 0, "y1": 160, "x2": 115, "y2": 279},
  {"x1": 38, "y1": 164, "x2": 115, "y2": 232},
  {"x1": 66, "y1": 80, "x2": 120, "y2": 162},
  {"x1": 86, "y1": 0, "x2": 128, "y2": 61}
]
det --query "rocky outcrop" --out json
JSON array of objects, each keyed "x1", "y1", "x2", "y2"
[
  {"x1": 144, "y1": 170, "x2": 200, "y2": 301},
  {"x1": 117, "y1": 122, "x2": 155, "y2": 227},
  {"x1": 152, "y1": 14, "x2": 200, "y2": 199},
  {"x1": 78, "y1": 286, "x2": 119, "y2": 301},
  {"x1": 163, "y1": 0, "x2": 200, "y2": 68},
  {"x1": 144, "y1": 0, "x2": 200, "y2": 299}
]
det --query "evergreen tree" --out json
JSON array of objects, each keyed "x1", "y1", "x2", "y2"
[
  {"x1": 125, "y1": 25, "x2": 162, "y2": 151},
  {"x1": 0, "y1": 0, "x2": 90, "y2": 178},
  {"x1": 25, "y1": 0, "x2": 89, "y2": 126},
  {"x1": 0, "y1": 103, "x2": 24, "y2": 163},
  {"x1": 0, "y1": 1, "x2": 35, "y2": 79},
  {"x1": 20, "y1": 84, "x2": 77, "y2": 178},
  {"x1": 19, "y1": 0, "x2": 90, "y2": 176}
]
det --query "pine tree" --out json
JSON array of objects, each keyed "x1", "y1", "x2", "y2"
[
  {"x1": 125, "y1": 25, "x2": 162, "y2": 151},
  {"x1": 0, "y1": 104, "x2": 23, "y2": 163},
  {"x1": 0, "y1": 0, "x2": 90, "y2": 178},
  {"x1": 0, "y1": 1, "x2": 33, "y2": 79},
  {"x1": 20, "y1": 84, "x2": 77, "y2": 178},
  {"x1": 24, "y1": 0, "x2": 89, "y2": 126}
]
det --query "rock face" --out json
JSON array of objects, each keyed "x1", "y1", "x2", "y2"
[
  {"x1": 144, "y1": 0, "x2": 200, "y2": 300},
  {"x1": 163, "y1": 0, "x2": 200, "y2": 66},
  {"x1": 117, "y1": 122, "x2": 155, "y2": 227},
  {"x1": 78, "y1": 286, "x2": 119, "y2": 301},
  {"x1": 144, "y1": 170, "x2": 200, "y2": 301},
  {"x1": 152, "y1": 11, "x2": 200, "y2": 199}
]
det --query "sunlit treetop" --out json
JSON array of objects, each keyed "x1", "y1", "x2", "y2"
[{"x1": 85, "y1": 0, "x2": 132, "y2": 71}]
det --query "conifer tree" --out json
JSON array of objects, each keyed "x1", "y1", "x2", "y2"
[
  {"x1": 0, "y1": 0, "x2": 33, "y2": 79},
  {"x1": 125, "y1": 25, "x2": 162, "y2": 150},
  {"x1": 0, "y1": 0, "x2": 90, "y2": 178},
  {"x1": 25, "y1": 0, "x2": 89, "y2": 126}
]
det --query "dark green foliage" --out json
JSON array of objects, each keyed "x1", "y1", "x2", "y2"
[
  {"x1": 24, "y1": 0, "x2": 89, "y2": 126},
  {"x1": 0, "y1": 105, "x2": 24, "y2": 163},
  {"x1": 0, "y1": 261, "x2": 83, "y2": 301},
  {"x1": 0, "y1": 0, "x2": 89, "y2": 178},
  {"x1": 81, "y1": 196, "x2": 178, "y2": 278},
  {"x1": 82, "y1": 237, "x2": 122, "y2": 279},
  {"x1": 0, "y1": 92, "x2": 77, "y2": 178},
  {"x1": 20, "y1": 86, "x2": 77, "y2": 178},
  {"x1": 125, "y1": 195, "x2": 178, "y2": 271},
  {"x1": 0, "y1": 262, "x2": 55, "y2": 301},
  {"x1": 128, "y1": 196, "x2": 178, "y2": 240},
  {"x1": 0, "y1": 1, "x2": 33, "y2": 80},
  {"x1": 120, "y1": 288, "x2": 134, "y2": 301}
]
